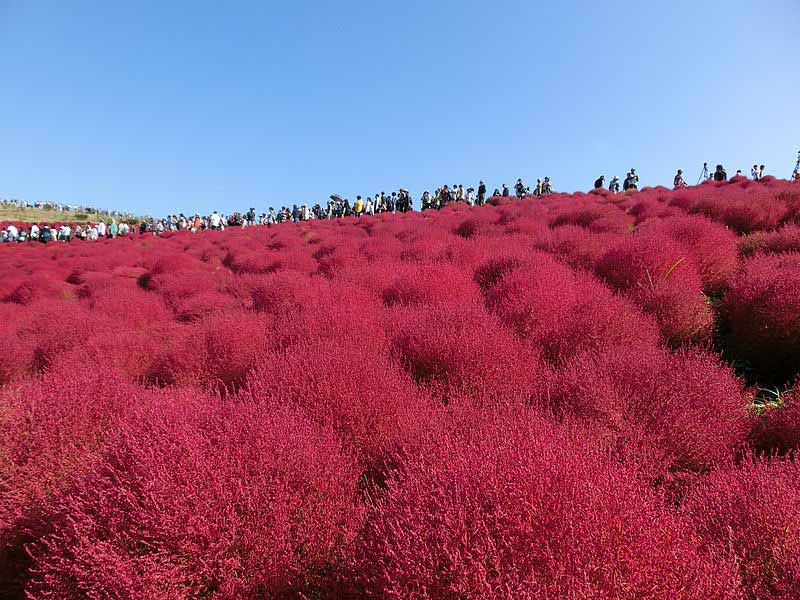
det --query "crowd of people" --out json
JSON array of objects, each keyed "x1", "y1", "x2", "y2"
[
  {"x1": 1, "y1": 220, "x2": 139, "y2": 243},
  {"x1": 592, "y1": 163, "x2": 775, "y2": 194},
  {"x1": 1, "y1": 179, "x2": 554, "y2": 243},
  {"x1": 3, "y1": 163, "x2": 799, "y2": 245}
]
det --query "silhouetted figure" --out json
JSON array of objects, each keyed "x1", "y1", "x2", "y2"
[{"x1": 514, "y1": 179, "x2": 525, "y2": 198}]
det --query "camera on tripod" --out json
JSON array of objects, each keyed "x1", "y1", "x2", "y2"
[{"x1": 697, "y1": 162, "x2": 709, "y2": 184}]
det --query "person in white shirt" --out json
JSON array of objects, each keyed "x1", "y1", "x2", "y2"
[
  {"x1": 30, "y1": 224, "x2": 40, "y2": 240},
  {"x1": 751, "y1": 165, "x2": 759, "y2": 180},
  {"x1": 209, "y1": 211, "x2": 222, "y2": 229},
  {"x1": 97, "y1": 221, "x2": 106, "y2": 237},
  {"x1": 6, "y1": 225, "x2": 18, "y2": 241}
]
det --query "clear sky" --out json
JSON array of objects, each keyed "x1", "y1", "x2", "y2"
[{"x1": 1, "y1": 0, "x2": 798, "y2": 216}]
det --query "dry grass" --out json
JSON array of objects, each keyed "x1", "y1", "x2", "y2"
[{"x1": 0, "y1": 205, "x2": 118, "y2": 223}]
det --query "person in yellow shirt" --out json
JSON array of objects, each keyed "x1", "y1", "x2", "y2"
[{"x1": 353, "y1": 195, "x2": 364, "y2": 217}]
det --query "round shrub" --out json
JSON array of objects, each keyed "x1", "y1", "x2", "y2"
[
  {"x1": 26, "y1": 394, "x2": 364, "y2": 599},
  {"x1": 596, "y1": 232, "x2": 714, "y2": 346},
  {"x1": 723, "y1": 253, "x2": 800, "y2": 383},
  {"x1": 682, "y1": 458, "x2": 800, "y2": 599},
  {"x1": 487, "y1": 259, "x2": 660, "y2": 364},
  {"x1": 547, "y1": 346, "x2": 751, "y2": 479},
  {"x1": 353, "y1": 407, "x2": 741, "y2": 599}
]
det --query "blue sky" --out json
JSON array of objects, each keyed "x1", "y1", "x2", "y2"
[{"x1": 1, "y1": 0, "x2": 798, "y2": 216}]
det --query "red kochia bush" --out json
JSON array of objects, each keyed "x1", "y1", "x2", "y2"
[
  {"x1": 682, "y1": 459, "x2": 800, "y2": 599},
  {"x1": 547, "y1": 346, "x2": 750, "y2": 479},
  {"x1": 549, "y1": 202, "x2": 632, "y2": 233},
  {"x1": 690, "y1": 187, "x2": 788, "y2": 233},
  {"x1": 638, "y1": 215, "x2": 739, "y2": 294},
  {"x1": 390, "y1": 304, "x2": 548, "y2": 405},
  {"x1": 470, "y1": 236, "x2": 540, "y2": 290},
  {"x1": 752, "y1": 384, "x2": 800, "y2": 455},
  {"x1": 353, "y1": 406, "x2": 742, "y2": 599},
  {"x1": 740, "y1": 224, "x2": 800, "y2": 257},
  {"x1": 723, "y1": 253, "x2": 800, "y2": 383},
  {"x1": 243, "y1": 338, "x2": 443, "y2": 479},
  {"x1": 145, "y1": 312, "x2": 271, "y2": 392},
  {"x1": 0, "y1": 299, "x2": 88, "y2": 382},
  {"x1": 380, "y1": 262, "x2": 482, "y2": 308},
  {"x1": 538, "y1": 225, "x2": 623, "y2": 271},
  {"x1": 26, "y1": 393, "x2": 364, "y2": 599},
  {"x1": 0, "y1": 369, "x2": 136, "y2": 596},
  {"x1": 596, "y1": 231, "x2": 714, "y2": 345},
  {"x1": 486, "y1": 256, "x2": 660, "y2": 364}
]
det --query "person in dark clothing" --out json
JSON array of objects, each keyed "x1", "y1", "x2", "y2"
[
  {"x1": 477, "y1": 181, "x2": 486, "y2": 206},
  {"x1": 514, "y1": 179, "x2": 525, "y2": 198},
  {"x1": 594, "y1": 175, "x2": 605, "y2": 189},
  {"x1": 502, "y1": 184, "x2": 510, "y2": 197},
  {"x1": 623, "y1": 171, "x2": 638, "y2": 191},
  {"x1": 713, "y1": 164, "x2": 728, "y2": 182},
  {"x1": 440, "y1": 186, "x2": 451, "y2": 207},
  {"x1": 673, "y1": 170, "x2": 686, "y2": 187}
]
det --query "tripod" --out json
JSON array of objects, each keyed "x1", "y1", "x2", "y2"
[
  {"x1": 792, "y1": 151, "x2": 800, "y2": 180},
  {"x1": 697, "y1": 162, "x2": 709, "y2": 184}
]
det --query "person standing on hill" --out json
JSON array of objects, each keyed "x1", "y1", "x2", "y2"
[
  {"x1": 515, "y1": 179, "x2": 525, "y2": 198},
  {"x1": 759, "y1": 165, "x2": 766, "y2": 179},
  {"x1": 542, "y1": 177, "x2": 553, "y2": 195},
  {"x1": 713, "y1": 164, "x2": 728, "y2": 181},
  {"x1": 751, "y1": 164, "x2": 760, "y2": 180},
  {"x1": 623, "y1": 169, "x2": 639, "y2": 191},
  {"x1": 502, "y1": 184, "x2": 510, "y2": 197},
  {"x1": 673, "y1": 170, "x2": 686, "y2": 188},
  {"x1": 477, "y1": 181, "x2": 486, "y2": 206},
  {"x1": 622, "y1": 172, "x2": 633, "y2": 191},
  {"x1": 594, "y1": 175, "x2": 605, "y2": 189},
  {"x1": 354, "y1": 196, "x2": 364, "y2": 217},
  {"x1": 440, "y1": 186, "x2": 451, "y2": 207},
  {"x1": 209, "y1": 211, "x2": 222, "y2": 229},
  {"x1": 609, "y1": 176, "x2": 620, "y2": 193}
]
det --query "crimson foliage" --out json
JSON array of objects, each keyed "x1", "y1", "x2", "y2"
[
  {"x1": 354, "y1": 406, "x2": 742, "y2": 599},
  {"x1": 1, "y1": 178, "x2": 797, "y2": 597},
  {"x1": 683, "y1": 458, "x2": 800, "y2": 599}
]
